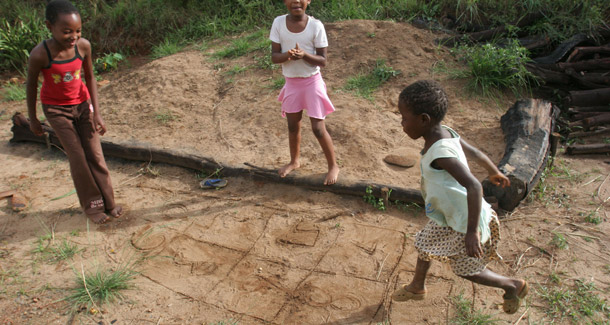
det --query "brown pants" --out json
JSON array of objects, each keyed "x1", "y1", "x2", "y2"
[{"x1": 42, "y1": 101, "x2": 116, "y2": 216}]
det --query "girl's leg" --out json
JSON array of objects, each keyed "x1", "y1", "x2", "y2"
[
  {"x1": 310, "y1": 117, "x2": 339, "y2": 185},
  {"x1": 279, "y1": 112, "x2": 303, "y2": 177},
  {"x1": 461, "y1": 269, "x2": 526, "y2": 299},
  {"x1": 404, "y1": 257, "x2": 431, "y2": 294}
]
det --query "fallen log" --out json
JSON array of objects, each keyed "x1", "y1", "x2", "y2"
[
  {"x1": 558, "y1": 58, "x2": 610, "y2": 72},
  {"x1": 568, "y1": 106, "x2": 610, "y2": 113},
  {"x1": 569, "y1": 112, "x2": 610, "y2": 128},
  {"x1": 569, "y1": 111, "x2": 608, "y2": 121},
  {"x1": 566, "y1": 45, "x2": 610, "y2": 62},
  {"x1": 568, "y1": 127, "x2": 610, "y2": 139},
  {"x1": 482, "y1": 99, "x2": 556, "y2": 211},
  {"x1": 525, "y1": 63, "x2": 570, "y2": 85},
  {"x1": 10, "y1": 113, "x2": 424, "y2": 205},
  {"x1": 568, "y1": 88, "x2": 610, "y2": 107},
  {"x1": 518, "y1": 34, "x2": 551, "y2": 51},
  {"x1": 566, "y1": 143, "x2": 610, "y2": 155},
  {"x1": 565, "y1": 68, "x2": 610, "y2": 89},
  {"x1": 438, "y1": 12, "x2": 543, "y2": 47},
  {"x1": 533, "y1": 33, "x2": 589, "y2": 64}
]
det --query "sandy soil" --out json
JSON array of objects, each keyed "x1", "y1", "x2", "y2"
[{"x1": 1, "y1": 20, "x2": 609, "y2": 324}]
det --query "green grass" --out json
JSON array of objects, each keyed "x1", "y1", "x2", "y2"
[
  {"x1": 268, "y1": 76, "x2": 285, "y2": 90},
  {"x1": 345, "y1": 59, "x2": 400, "y2": 100},
  {"x1": 551, "y1": 231, "x2": 569, "y2": 250},
  {"x1": 32, "y1": 235, "x2": 82, "y2": 263},
  {"x1": 450, "y1": 40, "x2": 537, "y2": 97},
  {"x1": 1, "y1": 82, "x2": 26, "y2": 101},
  {"x1": 212, "y1": 30, "x2": 269, "y2": 60},
  {"x1": 450, "y1": 293, "x2": 499, "y2": 324},
  {"x1": 538, "y1": 279, "x2": 610, "y2": 323},
  {"x1": 223, "y1": 64, "x2": 248, "y2": 76},
  {"x1": 363, "y1": 185, "x2": 388, "y2": 211},
  {"x1": 65, "y1": 264, "x2": 137, "y2": 309},
  {"x1": 154, "y1": 110, "x2": 177, "y2": 124},
  {"x1": 150, "y1": 38, "x2": 184, "y2": 60}
]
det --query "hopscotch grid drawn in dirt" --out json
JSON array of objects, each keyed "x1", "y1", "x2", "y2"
[{"x1": 128, "y1": 198, "x2": 417, "y2": 323}]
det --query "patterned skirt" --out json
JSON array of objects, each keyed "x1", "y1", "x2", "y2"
[{"x1": 414, "y1": 215, "x2": 501, "y2": 276}]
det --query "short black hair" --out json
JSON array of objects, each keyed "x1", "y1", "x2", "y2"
[
  {"x1": 46, "y1": 0, "x2": 79, "y2": 24},
  {"x1": 398, "y1": 80, "x2": 448, "y2": 122}
]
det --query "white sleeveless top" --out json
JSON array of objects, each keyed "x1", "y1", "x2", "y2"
[{"x1": 420, "y1": 126, "x2": 494, "y2": 243}]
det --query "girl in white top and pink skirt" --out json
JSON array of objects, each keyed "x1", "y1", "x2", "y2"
[{"x1": 270, "y1": 0, "x2": 339, "y2": 185}]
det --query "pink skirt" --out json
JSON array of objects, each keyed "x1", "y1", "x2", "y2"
[{"x1": 278, "y1": 73, "x2": 335, "y2": 119}]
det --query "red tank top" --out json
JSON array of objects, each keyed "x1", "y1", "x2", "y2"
[{"x1": 40, "y1": 40, "x2": 90, "y2": 105}]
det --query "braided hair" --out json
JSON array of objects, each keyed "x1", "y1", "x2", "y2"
[
  {"x1": 46, "y1": 0, "x2": 79, "y2": 24},
  {"x1": 399, "y1": 80, "x2": 448, "y2": 122}
]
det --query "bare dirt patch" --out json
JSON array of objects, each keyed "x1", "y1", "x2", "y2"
[{"x1": 1, "y1": 20, "x2": 608, "y2": 324}]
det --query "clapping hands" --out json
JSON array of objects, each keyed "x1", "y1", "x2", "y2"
[{"x1": 287, "y1": 43, "x2": 305, "y2": 60}]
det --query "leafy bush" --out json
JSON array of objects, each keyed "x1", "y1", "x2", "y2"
[
  {"x1": 451, "y1": 40, "x2": 537, "y2": 96},
  {"x1": 94, "y1": 52, "x2": 124, "y2": 73},
  {"x1": 1, "y1": 83, "x2": 26, "y2": 101},
  {"x1": 0, "y1": 12, "x2": 49, "y2": 72}
]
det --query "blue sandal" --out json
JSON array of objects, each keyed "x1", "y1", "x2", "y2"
[{"x1": 200, "y1": 179, "x2": 228, "y2": 189}]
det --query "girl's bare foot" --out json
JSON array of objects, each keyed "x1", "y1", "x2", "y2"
[
  {"x1": 107, "y1": 206, "x2": 123, "y2": 218},
  {"x1": 279, "y1": 162, "x2": 300, "y2": 177},
  {"x1": 323, "y1": 165, "x2": 340, "y2": 185},
  {"x1": 88, "y1": 213, "x2": 110, "y2": 224}
]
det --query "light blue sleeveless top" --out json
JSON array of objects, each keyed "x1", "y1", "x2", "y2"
[{"x1": 420, "y1": 126, "x2": 493, "y2": 243}]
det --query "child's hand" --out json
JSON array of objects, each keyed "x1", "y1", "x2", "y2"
[
  {"x1": 465, "y1": 231, "x2": 483, "y2": 258},
  {"x1": 29, "y1": 119, "x2": 44, "y2": 137},
  {"x1": 94, "y1": 115, "x2": 107, "y2": 135},
  {"x1": 289, "y1": 43, "x2": 305, "y2": 60},
  {"x1": 488, "y1": 173, "x2": 510, "y2": 188}
]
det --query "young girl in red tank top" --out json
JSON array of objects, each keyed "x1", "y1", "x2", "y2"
[{"x1": 26, "y1": 0, "x2": 122, "y2": 224}]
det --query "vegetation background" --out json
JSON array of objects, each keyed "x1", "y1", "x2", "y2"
[{"x1": 1, "y1": 0, "x2": 609, "y2": 75}]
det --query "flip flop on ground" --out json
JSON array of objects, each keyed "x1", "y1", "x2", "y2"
[
  {"x1": 0, "y1": 190, "x2": 27, "y2": 212},
  {"x1": 200, "y1": 179, "x2": 228, "y2": 189},
  {"x1": 503, "y1": 281, "x2": 529, "y2": 314},
  {"x1": 392, "y1": 284, "x2": 426, "y2": 301}
]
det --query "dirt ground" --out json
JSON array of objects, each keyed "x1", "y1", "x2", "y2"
[{"x1": 1, "y1": 20, "x2": 609, "y2": 324}]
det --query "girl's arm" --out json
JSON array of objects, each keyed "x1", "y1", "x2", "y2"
[
  {"x1": 434, "y1": 157, "x2": 484, "y2": 258},
  {"x1": 300, "y1": 45, "x2": 327, "y2": 67},
  {"x1": 460, "y1": 138, "x2": 510, "y2": 188},
  {"x1": 271, "y1": 42, "x2": 291, "y2": 64},
  {"x1": 26, "y1": 44, "x2": 46, "y2": 136},
  {"x1": 80, "y1": 38, "x2": 105, "y2": 135}
]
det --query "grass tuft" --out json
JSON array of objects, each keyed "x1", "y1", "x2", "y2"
[
  {"x1": 450, "y1": 40, "x2": 537, "y2": 97},
  {"x1": 150, "y1": 39, "x2": 184, "y2": 60},
  {"x1": 345, "y1": 59, "x2": 400, "y2": 100},
  {"x1": 65, "y1": 264, "x2": 137, "y2": 309},
  {"x1": 539, "y1": 279, "x2": 609, "y2": 322},
  {"x1": 450, "y1": 293, "x2": 499, "y2": 324},
  {"x1": 1, "y1": 82, "x2": 26, "y2": 101}
]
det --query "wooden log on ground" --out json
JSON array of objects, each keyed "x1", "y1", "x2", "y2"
[
  {"x1": 568, "y1": 106, "x2": 610, "y2": 113},
  {"x1": 437, "y1": 12, "x2": 543, "y2": 47},
  {"x1": 10, "y1": 113, "x2": 424, "y2": 205},
  {"x1": 533, "y1": 33, "x2": 589, "y2": 64},
  {"x1": 566, "y1": 45, "x2": 610, "y2": 62},
  {"x1": 569, "y1": 112, "x2": 610, "y2": 128},
  {"x1": 565, "y1": 68, "x2": 610, "y2": 89},
  {"x1": 566, "y1": 143, "x2": 610, "y2": 155},
  {"x1": 525, "y1": 63, "x2": 570, "y2": 85},
  {"x1": 558, "y1": 58, "x2": 610, "y2": 72},
  {"x1": 482, "y1": 99, "x2": 556, "y2": 211},
  {"x1": 518, "y1": 34, "x2": 551, "y2": 51},
  {"x1": 569, "y1": 88, "x2": 610, "y2": 107},
  {"x1": 568, "y1": 127, "x2": 610, "y2": 139},
  {"x1": 569, "y1": 111, "x2": 608, "y2": 121}
]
